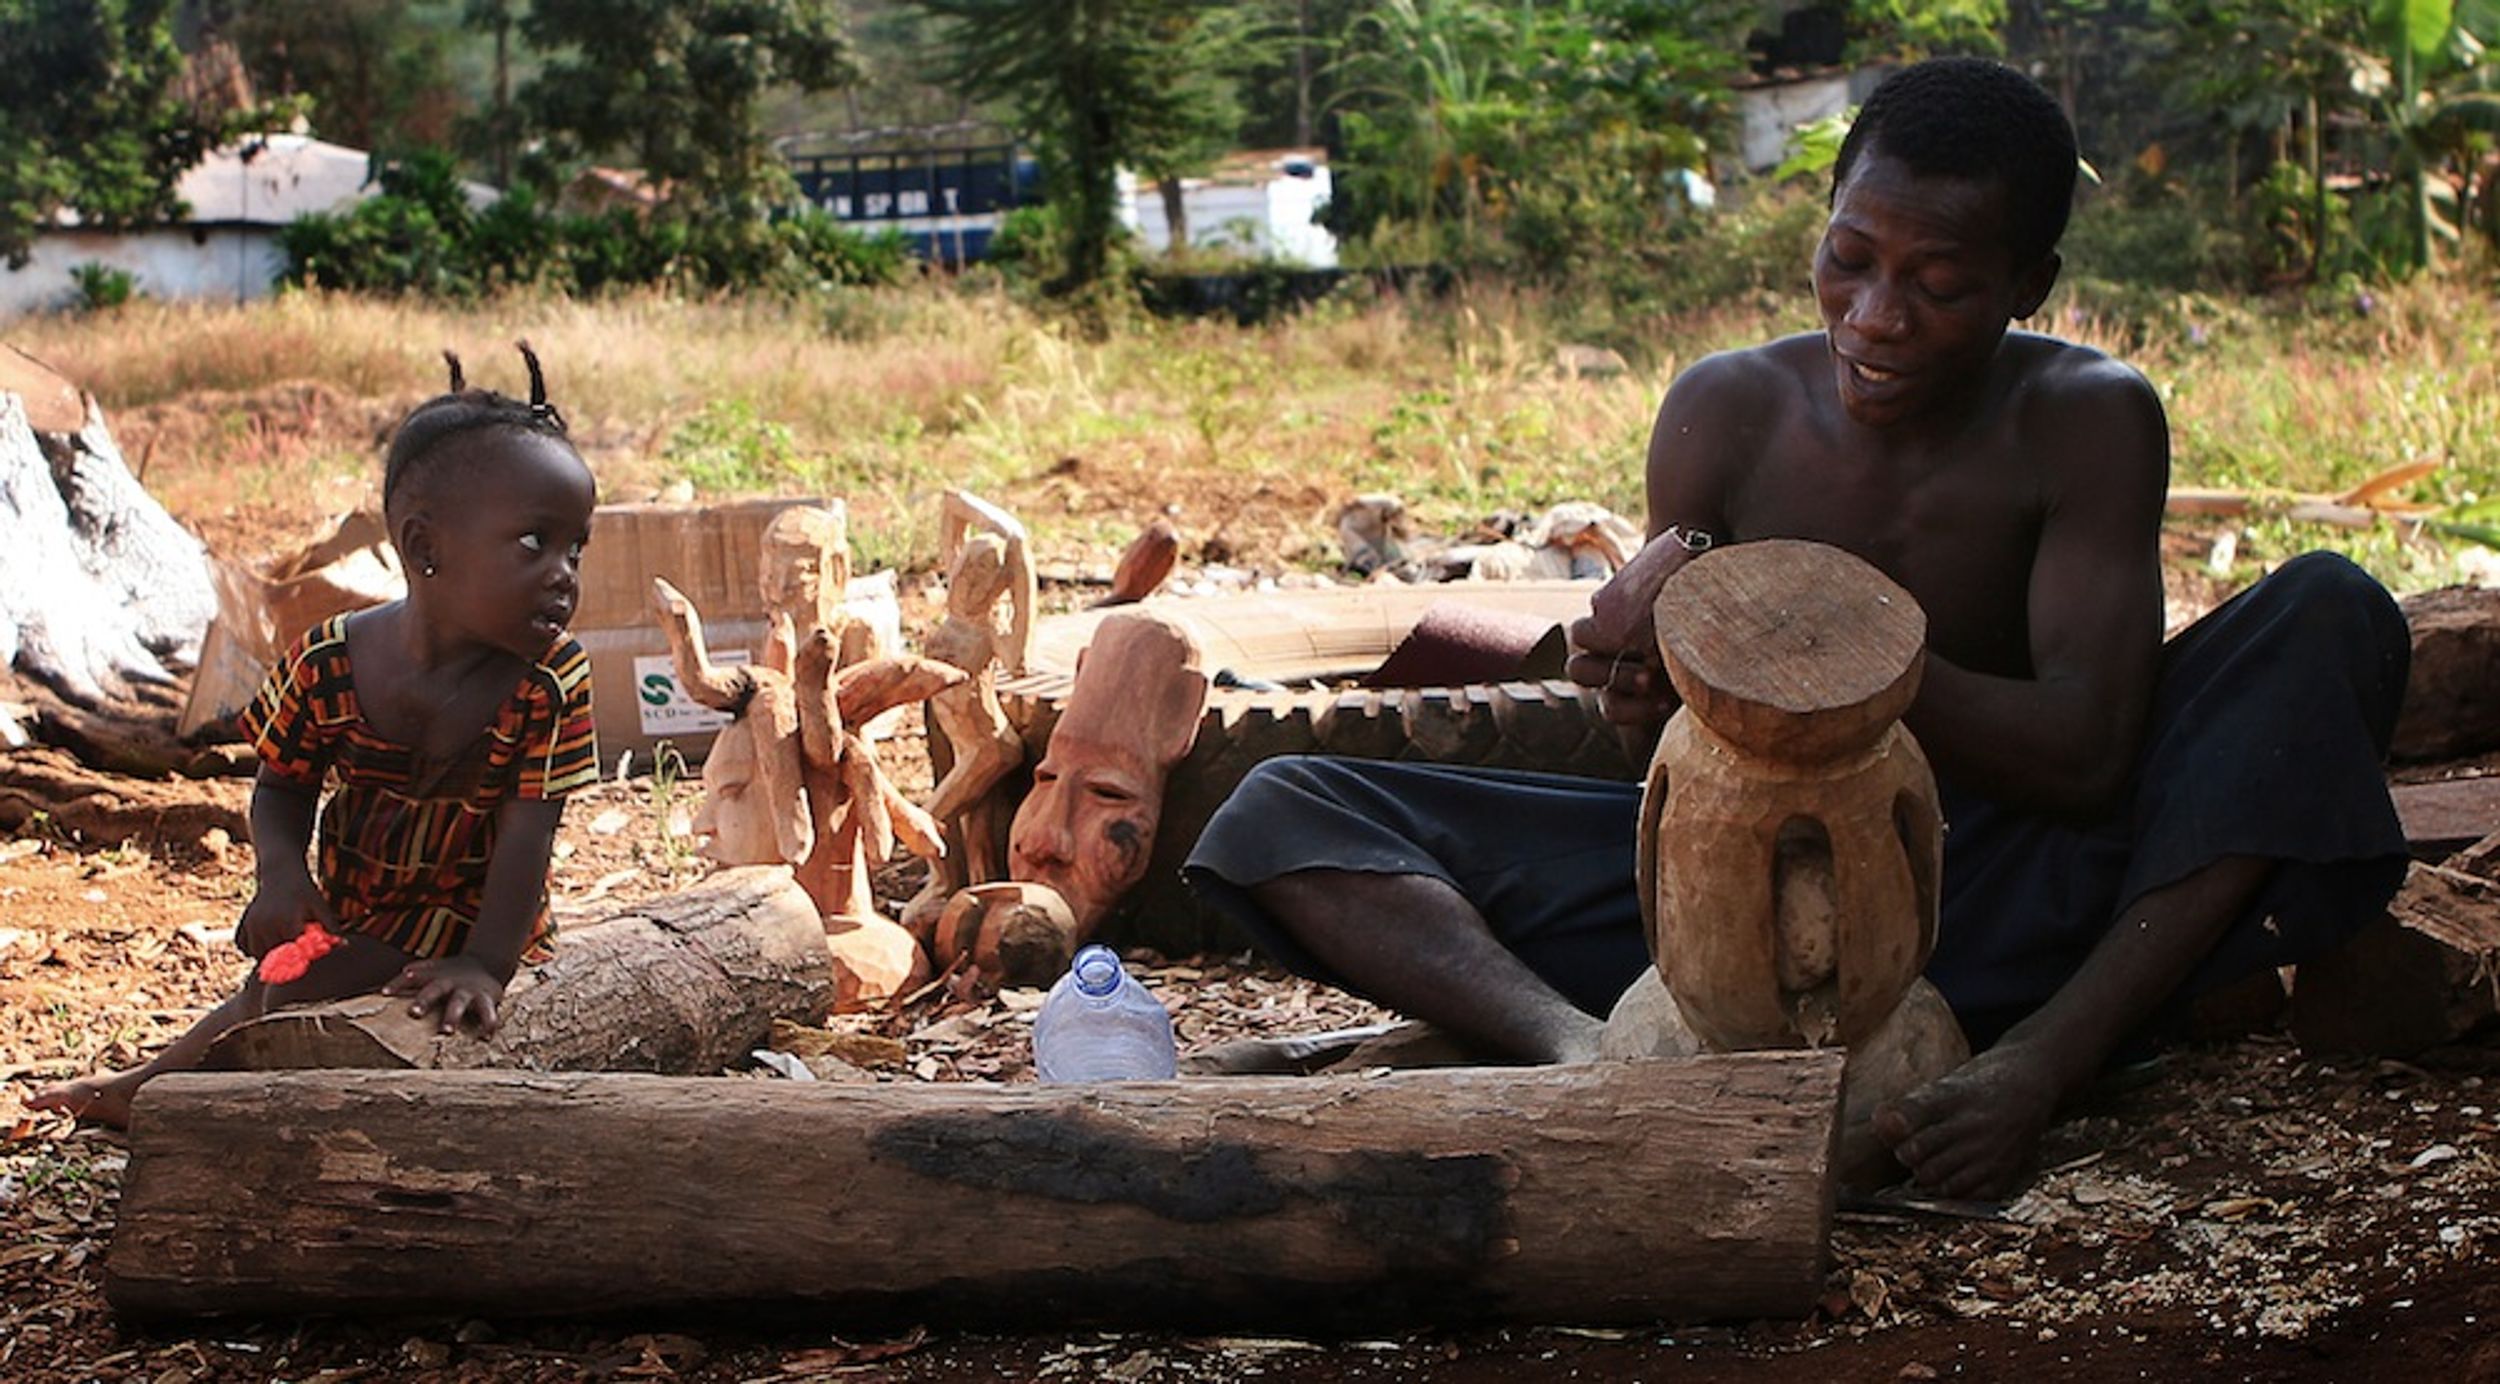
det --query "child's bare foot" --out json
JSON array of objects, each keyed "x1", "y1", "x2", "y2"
[
  {"x1": 26, "y1": 1073, "x2": 141, "y2": 1130},
  {"x1": 1871, "y1": 1039, "x2": 2067, "y2": 1202}
]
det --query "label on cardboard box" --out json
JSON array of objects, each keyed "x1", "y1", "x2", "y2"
[{"x1": 632, "y1": 650, "x2": 750, "y2": 736}]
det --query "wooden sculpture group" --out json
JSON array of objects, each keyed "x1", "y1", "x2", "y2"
[
  {"x1": 654, "y1": 490, "x2": 1207, "y2": 1008},
  {"x1": 659, "y1": 496, "x2": 1951, "y2": 1181}
]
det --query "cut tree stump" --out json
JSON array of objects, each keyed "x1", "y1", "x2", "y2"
[
  {"x1": 2290, "y1": 854, "x2": 2500, "y2": 1056},
  {"x1": 109, "y1": 1052, "x2": 1844, "y2": 1327},
  {"x1": 202, "y1": 866, "x2": 833, "y2": 1075}
]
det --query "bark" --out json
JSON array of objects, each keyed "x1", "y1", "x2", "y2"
[
  {"x1": 201, "y1": 866, "x2": 834, "y2": 1075},
  {"x1": 109, "y1": 1052, "x2": 1844, "y2": 1327}
]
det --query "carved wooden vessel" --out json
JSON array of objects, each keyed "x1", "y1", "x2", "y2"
[{"x1": 1634, "y1": 539, "x2": 1945, "y2": 1052}]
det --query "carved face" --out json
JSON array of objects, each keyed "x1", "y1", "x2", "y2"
[
  {"x1": 758, "y1": 506, "x2": 849, "y2": 628},
  {"x1": 948, "y1": 533, "x2": 1010, "y2": 618},
  {"x1": 692, "y1": 717, "x2": 782, "y2": 866},
  {"x1": 1007, "y1": 734, "x2": 1159, "y2": 935}
]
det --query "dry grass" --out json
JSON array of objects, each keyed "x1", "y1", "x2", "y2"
[{"x1": 11, "y1": 275, "x2": 2496, "y2": 588}]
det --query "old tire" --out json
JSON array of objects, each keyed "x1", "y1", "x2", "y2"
[{"x1": 998, "y1": 582, "x2": 1636, "y2": 953}]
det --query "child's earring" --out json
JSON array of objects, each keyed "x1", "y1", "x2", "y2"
[{"x1": 421, "y1": 562, "x2": 438, "y2": 578}]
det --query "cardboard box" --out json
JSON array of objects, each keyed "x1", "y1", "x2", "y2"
[{"x1": 574, "y1": 498, "x2": 901, "y2": 777}]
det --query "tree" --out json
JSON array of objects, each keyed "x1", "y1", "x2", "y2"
[
  {"x1": 0, "y1": 0, "x2": 220, "y2": 267},
  {"x1": 515, "y1": 0, "x2": 858, "y2": 216},
  {"x1": 1130, "y1": 8, "x2": 1266, "y2": 257},
  {"x1": 2139, "y1": 0, "x2": 2498, "y2": 279},
  {"x1": 2355, "y1": 0, "x2": 2500, "y2": 273},
  {"x1": 915, "y1": 0, "x2": 1254, "y2": 293},
  {"x1": 215, "y1": 0, "x2": 464, "y2": 152},
  {"x1": 1322, "y1": 0, "x2": 1750, "y2": 278}
]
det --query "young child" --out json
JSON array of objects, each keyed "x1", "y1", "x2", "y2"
[{"x1": 30, "y1": 343, "x2": 599, "y2": 1129}]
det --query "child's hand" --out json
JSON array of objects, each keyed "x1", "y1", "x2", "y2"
[
  {"x1": 382, "y1": 956, "x2": 508, "y2": 1036},
  {"x1": 237, "y1": 873, "x2": 340, "y2": 959}
]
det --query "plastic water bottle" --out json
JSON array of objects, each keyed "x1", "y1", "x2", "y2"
[{"x1": 1033, "y1": 945, "x2": 1178, "y2": 1082}]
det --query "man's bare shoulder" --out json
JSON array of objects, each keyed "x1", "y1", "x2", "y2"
[
  {"x1": 1660, "y1": 333, "x2": 1823, "y2": 425},
  {"x1": 2000, "y1": 334, "x2": 2180, "y2": 507},
  {"x1": 2002, "y1": 333, "x2": 2167, "y2": 468},
  {"x1": 2005, "y1": 332, "x2": 2161, "y2": 409},
  {"x1": 1677, "y1": 332, "x2": 1825, "y2": 389}
]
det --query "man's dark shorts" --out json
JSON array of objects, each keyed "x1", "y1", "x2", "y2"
[{"x1": 1185, "y1": 553, "x2": 2413, "y2": 1050}]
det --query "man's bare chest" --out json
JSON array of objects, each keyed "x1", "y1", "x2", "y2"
[{"x1": 1724, "y1": 448, "x2": 2044, "y2": 672}]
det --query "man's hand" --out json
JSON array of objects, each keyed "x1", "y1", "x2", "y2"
[
  {"x1": 236, "y1": 871, "x2": 339, "y2": 960},
  {"x1": 1564, "y1": 628, "x2": 1676, "y2": 731},
  {"x1": 1567, "y1": 530, "x2": 1706, "y2": 741},
  {"x1": 383, "y1": 955, "x2": 509, "y2": 1035}
]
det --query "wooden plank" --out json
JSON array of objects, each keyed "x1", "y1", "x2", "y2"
[
  {"x1": 108, "y1": 1053, "x2": 1844, "y2": 1328},
  {"x1": 2396, "y1": 776, "x2": 2500, "y2": 860}
]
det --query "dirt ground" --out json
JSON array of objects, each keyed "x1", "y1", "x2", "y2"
[{"x1": 2, "y1": 387, "x2": 2496, "y2": 1382}]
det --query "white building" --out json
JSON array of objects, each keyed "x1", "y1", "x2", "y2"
[
  {"x1": 1, "y1": 135, "x2": 490, "y2": 319},
  {"x1": 1121, "y1": 148, "x2": 1338, "y2": 268},
  {"x1": 1731, "y1": 65, "x2": 1888, "y2": 174}
]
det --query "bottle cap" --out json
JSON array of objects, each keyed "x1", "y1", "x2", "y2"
[{"x1": 1070, "y1": 944, "x2": 1123, "y2": 998}]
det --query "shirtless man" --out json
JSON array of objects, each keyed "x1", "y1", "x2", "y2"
[{"x1": 1185, "y1": 58, "x2": 2411, "y2": 1200}]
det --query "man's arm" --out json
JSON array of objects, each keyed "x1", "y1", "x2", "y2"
[
  {"x1": 1906, "y1": 360, "x2": 2169, "y2": 816},
  {"x1": 1567, "y1": 351, "x2": 1757, "y2": 743}
]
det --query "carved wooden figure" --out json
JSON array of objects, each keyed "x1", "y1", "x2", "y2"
[
  {"x1": 1096, "y1": 517, "x2": 1181, "y2": 606},
  {"x1": 902, "y1": 491, "x2": 1035, "y2": 938},
  {"x1": 651, "y1": 502, "x2": 961, "y2": 968},
  {"x1": 1007, "y1": 610, "x2": 1209, "y2": 941},
  {"x1": 1605, "y1": 539, "x2": 1966, "y2": 1192}
]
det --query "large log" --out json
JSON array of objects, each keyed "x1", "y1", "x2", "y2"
[
  {"x1": 2394, "y1": 586, "x2": 2500, "y2": 762},
  {"x1": 2290, "y1": 858, "x2": 2500, "y2": 1056},
  {"x1": 109, "y1": 1052, "x2": 1844, "y2": 1327},
  {"x1": 202, "y1": 865, "x2": 834, "y2": 1075}
]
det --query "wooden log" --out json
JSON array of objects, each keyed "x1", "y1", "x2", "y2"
[
  {"x1": 2394, "y1": 586, "x2": 2500, "y2": 762},
  {"x1": 2289, "y1": 861, "x2": 2500, "y2": 1056},
  {"x1": 202, "y1": 866, "x2": 834, "y2": 1075},
  {"x1": 108, "y1": 1052, "x2": 1845, "y2": 1327}
]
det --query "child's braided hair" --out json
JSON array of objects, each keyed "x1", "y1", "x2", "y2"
[{"x1": 381, "y1": 340, "x2": 576, "y2": 515}]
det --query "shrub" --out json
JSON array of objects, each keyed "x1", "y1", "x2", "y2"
[
  {"x1": 2062, "y1": 185, "x2": 2249, "y2": 294},
  {"x1": 68, "y1": 261, "x2": 136, "y2": 311},
  {"x1": 661, "y1": 399, "x2": 811, "y2": 494},
  {"x1": 279, "y1": 159, "x2": 909, "y2": 299}
]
